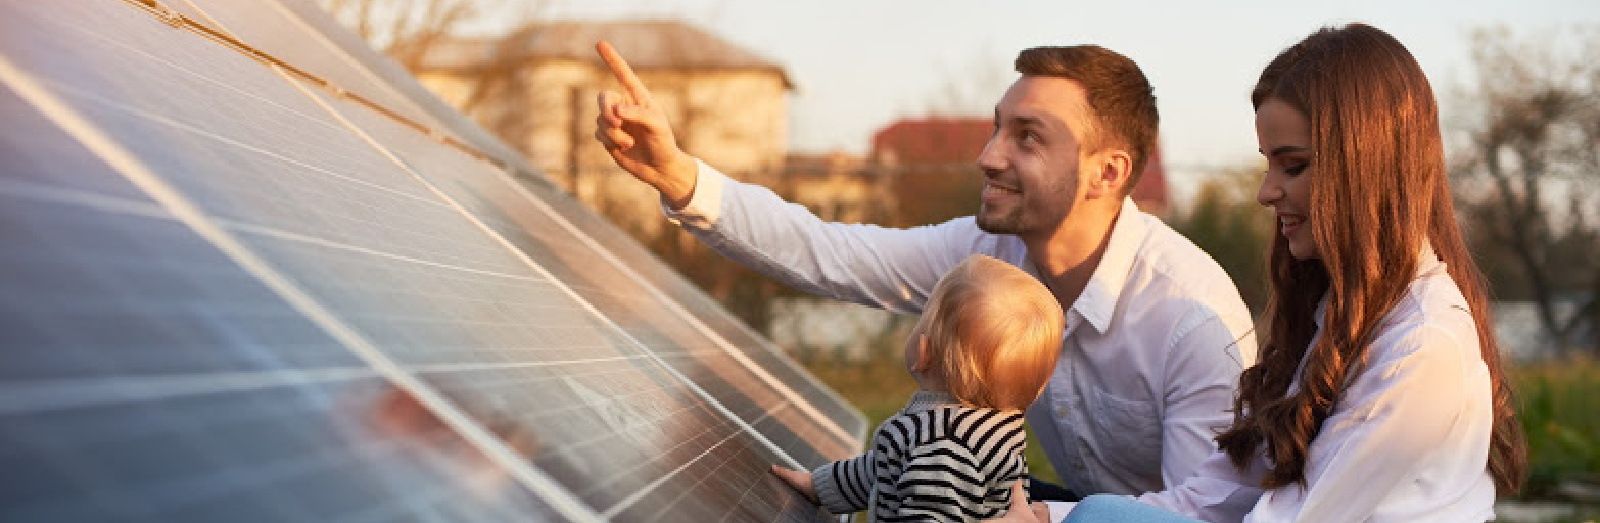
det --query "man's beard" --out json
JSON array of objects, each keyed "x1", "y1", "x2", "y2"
[{"x1": 975, "y1": 203, "x2": 1025, "y2": 235}]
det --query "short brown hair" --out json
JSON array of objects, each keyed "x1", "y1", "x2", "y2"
[
  {"x1": 1016, "y1": 46, "x2": 1159, "y2": 192},
  {"x1": 922, "y1": 255, "x2": 1064, "y2": 411}
]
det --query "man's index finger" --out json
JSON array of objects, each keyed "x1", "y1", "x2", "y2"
[{"x1": 596, "y1": 41, "x2": 651, "y2": 104}]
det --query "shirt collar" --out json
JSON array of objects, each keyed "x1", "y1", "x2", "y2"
[
  {"x1": 1072, "y1": 198, "x2": 1147, "y2": 335},
  {"x1": 903, "y1": 390, "x2": 961, "y2": 414}
]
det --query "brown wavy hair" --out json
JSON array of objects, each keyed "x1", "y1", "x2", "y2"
[{"x1": 1212, "y1": 23, "x2": 1526, "y2": 493}]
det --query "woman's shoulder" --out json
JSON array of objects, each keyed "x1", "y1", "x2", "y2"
[{"x1": 1370, "y1": 271, "x2": 1480, "y2": 363}]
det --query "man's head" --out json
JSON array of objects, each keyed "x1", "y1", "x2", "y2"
[
  {"x1": 976, "y1": 45, "x2": 1158, "y2": 238},
  {"x1": 906, "y1": 255, "x2": 1065, "y2": 410}
]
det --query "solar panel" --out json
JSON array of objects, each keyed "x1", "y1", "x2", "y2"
[{"x1": 0, "y1": 1, "x2": 868, "y2": 521}]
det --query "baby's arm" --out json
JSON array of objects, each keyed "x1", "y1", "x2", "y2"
[
  {"x1": 769, "y1": 451, "x2": 878, "y2": 514},
  {"x1": 769, "y1": 465, "x2": 818, "y2": 504}
]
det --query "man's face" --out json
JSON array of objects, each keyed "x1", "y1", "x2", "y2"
[{"x1": 975, "y1": 76, "x2": 1093, "y2": 238}]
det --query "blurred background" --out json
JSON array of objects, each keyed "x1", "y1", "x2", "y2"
[{"x1": 314, "y1": 0, "x2": 1598, "y2": 520}]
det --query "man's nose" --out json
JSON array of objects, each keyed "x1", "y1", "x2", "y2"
[{"x1": 976, "y1": 136, "x2": 1004, "y2": 172}]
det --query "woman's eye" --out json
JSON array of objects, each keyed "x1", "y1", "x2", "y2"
[{"x1": 1285, "y1": 163, "x2": 1308, "y2": 176}]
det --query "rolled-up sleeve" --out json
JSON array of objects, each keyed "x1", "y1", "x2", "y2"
[{"x1": 663, "y1": 158, "x2": 991, "y2": 314}]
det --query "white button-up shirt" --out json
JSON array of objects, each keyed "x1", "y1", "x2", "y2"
[
  {"x1": 1130, "y1": 250, "x2": 1499, "y2": 522},
  {"x1": 667, "y1": 160, "x2": 1258, "y2": 496}
]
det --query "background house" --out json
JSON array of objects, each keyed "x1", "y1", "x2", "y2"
[{"x1": 414, "y1": 20, "x2": 791, "y2": 237}]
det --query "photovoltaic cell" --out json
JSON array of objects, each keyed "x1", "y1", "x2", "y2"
[
  {"x1": 0, "y1": 88, "x2": 560, "y2": 523},
  {"x1": 0, "y1": 0, "x2": 865, "y2": 521},
  {"x1": 299, "y1": 82, "x2": 863, "y2": 463}
]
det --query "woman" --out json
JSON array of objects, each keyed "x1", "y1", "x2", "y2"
[{"x1": 1000, "y1": 22, "x2": 1526, "y2": 523}]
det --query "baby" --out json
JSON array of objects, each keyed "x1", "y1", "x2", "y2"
[{"x1": 772, "y1": 254, "x2": 1065, "y2": 522}]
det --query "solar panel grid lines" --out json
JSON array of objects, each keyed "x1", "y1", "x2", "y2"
[
  {"x1": 0, "y1": 37, "x2": 608, "y2": 523},
  {"x1": 1, "y1": 0, "x2": 863, "y2": 521},
  {"x1": 514, "y1": 189, "x2": 868, "y2": 442},
  {"x1": 116, "y1": 0, "x2": 495, "y2": 168},
  {"x1": 275, "y1": 49, "x2": 862, "y2": 464},
  {"x1": 0, "y1": 97, "x2": 565, "y2": 522},
  {"x1": 479, "y1": 157, "x2": 864, "y2": 449},
  {"x1": 273, "y1": 68, "x2": 819, "y2": 473}
]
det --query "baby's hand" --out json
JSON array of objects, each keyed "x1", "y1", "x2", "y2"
[{"x1": 768, "y1": 465, "x2": 819, "y2": 504}]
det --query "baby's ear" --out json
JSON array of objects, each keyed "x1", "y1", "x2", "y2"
[{"x1": 910, "y1": 334, "x2": 931, "y2": 372}]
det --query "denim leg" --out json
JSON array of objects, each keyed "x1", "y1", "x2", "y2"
[{"x1": 1063, "y1": 494, "x2": 1205, "y2": 523}]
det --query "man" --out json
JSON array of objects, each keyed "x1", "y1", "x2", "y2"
[{"x1": 592, "y1": 41, "x2": 1256, "y2": 505}]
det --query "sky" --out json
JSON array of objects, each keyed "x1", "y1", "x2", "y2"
[{"x1": 503, "y1": 0, "x2": 1599, "y2": 197}]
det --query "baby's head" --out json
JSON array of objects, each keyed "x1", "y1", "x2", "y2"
[{"x1": 908, "y1": 254, "x2": 1065, "y2": 411}]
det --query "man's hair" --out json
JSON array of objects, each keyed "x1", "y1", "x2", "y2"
[
  {"x1": 1016, "y1": 46, "x2": 1159, "y2": 193},
  {"x1": 922, "y1": 255, "x2": 1064, "y2": 411}
]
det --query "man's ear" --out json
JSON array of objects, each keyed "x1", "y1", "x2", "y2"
[
  {"x1": 1086, "y1": 149, "x2": 1134, "y2": 200},
  {"x1": 910, "y1": 334, "x2": 932, "y2": 373}
]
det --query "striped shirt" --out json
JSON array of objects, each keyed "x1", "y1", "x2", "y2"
[{"x1": 811, "y1": 391, "x2": 1029, "y2": 522}]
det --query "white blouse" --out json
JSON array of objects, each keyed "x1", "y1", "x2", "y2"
[{"x1": 1130, "y1": 250, "x2": 1500, "y2": 522}]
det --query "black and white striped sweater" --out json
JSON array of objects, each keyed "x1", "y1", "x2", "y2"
[{"x1": 811, "y1": 391, "x2": 1029, "y2": 522}]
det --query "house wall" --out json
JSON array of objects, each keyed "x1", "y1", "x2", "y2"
[{"x1": 417, "y1": 62, "x2": 787, "y2": 237}]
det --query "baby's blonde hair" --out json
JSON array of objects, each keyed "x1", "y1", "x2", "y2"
[{"x1": 922, "y1": 255, "x2": 1065, "y2": 411}]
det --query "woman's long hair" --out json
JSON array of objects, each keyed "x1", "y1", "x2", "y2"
[{"x1": 1213, "y1": 23, "x2": 1526, "y2": 493}]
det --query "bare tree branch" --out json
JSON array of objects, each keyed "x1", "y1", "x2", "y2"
[{"x1": 1455, "y1": 25, "x2": 1600, "y2": 357}]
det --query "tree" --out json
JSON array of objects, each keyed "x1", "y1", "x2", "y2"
[
  {"x1": 314, "y1": 0, "x2": 536, "y2": 70},
  {"x1": 1171, "y1": 166, "x2": 1273, "y2": 317},
  {"x1": 1451, "y1": 25, "x2": 1600, "y2": 357}
]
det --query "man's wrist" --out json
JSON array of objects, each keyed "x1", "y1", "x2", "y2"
[{"x1": 660, "y1": 152, "x2": 698, "y2": 210}]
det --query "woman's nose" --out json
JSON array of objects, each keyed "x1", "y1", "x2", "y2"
[{"x1": 1256, "y1": 175, "x2": 1283, "y2": 207}]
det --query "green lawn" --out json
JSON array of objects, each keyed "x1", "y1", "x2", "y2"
[{"x1": 1512, "y1": 357, "x2": 1600, "y2": 501}]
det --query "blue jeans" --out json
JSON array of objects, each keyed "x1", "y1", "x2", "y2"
[{"x1": 1063, "y1": 495, "x2": 1205, "y2": 523}]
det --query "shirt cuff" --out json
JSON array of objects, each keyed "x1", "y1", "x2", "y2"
[
  {"x1": 810, "y1": 463, "x2": 852, "y2": 514},
  {"x1": 1046, "y1": 501, "x2": 1076, "y2": 523},
  {"x1": 661, "y1": 157, "x2": 725, "y2": 229}
]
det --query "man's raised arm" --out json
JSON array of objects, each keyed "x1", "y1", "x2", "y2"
[{"x1": 593, "y1": 41, "x2": 699, "y2": 209}]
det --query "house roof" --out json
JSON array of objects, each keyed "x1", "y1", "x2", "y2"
[
  {"x1": 417, "y1": 20, "x2": 793, "y2": 88},
  {"x1": 871, "y1": 118, "x2": 993, "y2": 166},
  {"x1": 1130, "y1": 147, "x2": 1169, "y2": 213}
]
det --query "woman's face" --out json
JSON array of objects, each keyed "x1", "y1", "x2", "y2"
[{"x1": 1255, "y1": 97, "x2": 1319, "y2": 260}]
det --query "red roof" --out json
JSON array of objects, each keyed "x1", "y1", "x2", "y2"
[
  {"x1": 1132, "y1": 147, "x2": 1169, "y2": 214},
  {"x1": 870, "y1": 118, "x2": 992, "y2": 166}
]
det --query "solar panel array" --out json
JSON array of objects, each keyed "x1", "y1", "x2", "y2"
[{"x1": 0, "y1": 0, "x2": 867, "y2": 521}]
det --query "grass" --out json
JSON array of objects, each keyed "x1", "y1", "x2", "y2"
[
  {"x1": 805, "y1": 354, "x2": 1600, "y2": 503},
  {"x1": 1511, "y1": 357, "x2": 1600, "y2": 502}
]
